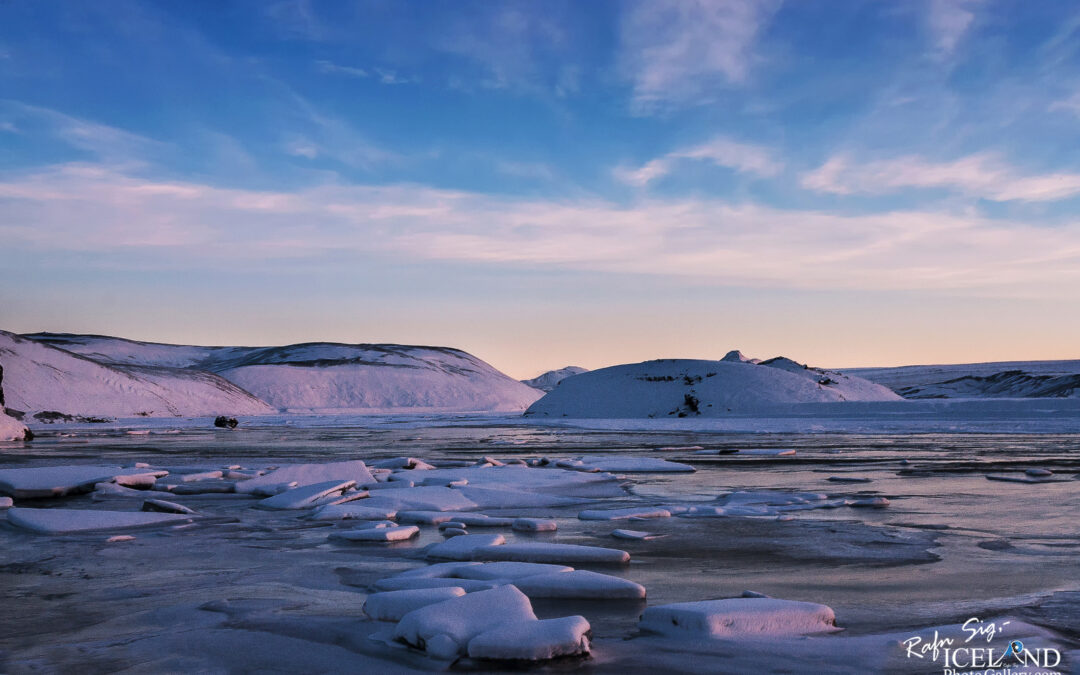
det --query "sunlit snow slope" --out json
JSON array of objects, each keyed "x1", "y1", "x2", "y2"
[
  {"x1": 21, "y1": 333, "x2": 543, "y2": 414},
  {"x1": 847, "y1": 360, "x2": 1080, "y2": 398},
  {"x1": 1, "y1": 331, "x2": 274, "y2": 419},
  {"x1": 521, "y1": 366, "x2": 588, "y2": 392},
  {"x1": 525, "y1": 356, "x2": 900, "y2": 418}
]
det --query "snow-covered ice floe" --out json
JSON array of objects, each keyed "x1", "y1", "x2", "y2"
[
  {"x1": 638, "y1": 597, "x2": 839, "y2": 638},
  {"x1": 363, "y1": 587, "x2": 466, "y2": 621},
  {"x1": 466, "y1": 615, "x2": 591, "y2": 661},
  {"x1": 7, "y1": 507, "x2": 192, "y2": 534},
  {"x1": 578, "y1": 506, "x2": 672, "y2": 521},
  {"x1": 0, "y1": 465, "x2": 123, "y2": 498},
  {"x1": 512, "y1": 517, "x2": 557, "y2": 532},
  {"x1": 374, "y1": 561, "x2": 643, "y2": 599},
  {"x1": 555, "y1": 456, "x2": 695, "y2": 473},
  {"x1": 234, "y1": 461, "x2": 376, "y2": 496},
  {"x1": 256, "y1": 480, "x2": 364, "y2": 510},
  {"x1": 472, "y1": 543, "x2": 631, "y2": 565},
  {"x1": 612, "y1": 529, "x2": 664, "y2": 540},
  {"x1": 397, "y1": 511, "x2": 514, "y2": 526},
  {"x1": 392, "y1": 585, "x2": 591, "y2": 662},
  {"x1": 512, "y1": 570, "x2": 645, "y2": 599},
  {"x1": 426, "y1": 534, "x2": 506, "y2": 560},
  {"x1": 307, "y1": 503, "x2": 397, "y2": 521},
  {"x1": 393, "y1": 585, "x2": 538, "y2": 658},
  {"x1": 354, "y1": 487, "x2": 479, "y2": 513},
  {"x1": 330, "y1": 525, "x2": 419, "y2": 543}
]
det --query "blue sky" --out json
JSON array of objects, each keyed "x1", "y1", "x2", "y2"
[{"x1": 3, "y1": 0, "x2": 1080, "y2": 377}]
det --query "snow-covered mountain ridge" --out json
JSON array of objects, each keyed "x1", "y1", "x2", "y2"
[
  {"x1": 521, "y1": 366, "x2": 589, "y2": 392},
  {"x1": 525, "y1": 355, "x2": 900, "y2": 418},
  {"x1": 7, "y1": 332, "x2": 542, "y2": 416},
  {"x1": 846, "y1": 360, "x2": 1080, "y2": 399}
]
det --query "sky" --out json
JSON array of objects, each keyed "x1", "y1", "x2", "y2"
[{"x1": 2, "y1": 0, "x2": 1080, "y2": 379}]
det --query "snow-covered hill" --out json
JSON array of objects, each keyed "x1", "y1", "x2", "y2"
[
  {"x1": 847, "y1": 360, "x2": 1080, "y2": 399},
  {"x1": 525, "y1": 356, "x2": 900, "y2": 418},
  {"x1": 17, "y1": 333, "x2": 543, "y2": 414},
  {"x1": 521, "y1": 366, "x2": 588, "y2": 392},
  {"x1": 0, "y1": 331, "x2": 274, "y2": 419},
  {"x1": 216, "y1": 344, "x2": 544, "y2": 413}
]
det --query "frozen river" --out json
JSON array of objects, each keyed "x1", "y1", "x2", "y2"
[{"x1": 1, "y1": 418, "x2": 1078, "y2": 673}]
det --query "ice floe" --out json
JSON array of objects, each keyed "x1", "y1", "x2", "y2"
[
  {"x1": 638, "y1": 597, "x2": 839, "y2": 638},
  {"x1": 611, "y1": 529, "x2": 663, "y2": 540},
  {"x1": 986, "y1": 473, "x2": 1068, "y2": 483},
  {"x1": 7, "y1": 507, "x2": 192, "y2": 534},
  {"x1": 308, "y1": 503, "x2": 398, "y2": 521},
  {"x1": 142, "y1": 499, "x2": 197, "y2": 515},
  {"x1": 558, "y1": 456, "x2": 695, "y2": 473},
  {"x1": 453, "y1": 561, "x2": 572, "y2": 580},
  {"x1": 234, "y1": 461, "x2": 376, "y2": 496},
  {"x1": 467, "y1": 615, "x2": 591, "y2": 661},
  {"x1": 512, "y1": 517, "x2": 557, "y2": 532},
  {"x1": 472, "y1": 543, "x2": 630, "y2": 565},
  {"x1": 363, "y1": 587, "x2": 466, "y2": 621},
  {"x1": 393, "y1": 585, "x2": 537, "y2": 659},
  {"x1": 578, "y1": 507, "x2": 671, "y2": 521},
  {"x1": 426, "y1": 534, "x2": 506, "y2": 560},
  {"x1": 846, "y1": 497, "x2": 890, "y2": 508},
  {"x1": 256, "y1": 480, "x2": 363, "y2": 510},
  {"x1": 330, "y1": 525, "x2": 419, "y2": 542},
  {"x1": 512, "y1": 570, "x2": 645, "y2": 599},
  {"x1": 0, "y1": 465, "x2": 123, "y2": 498},
  {"x1": 397, "y1": 511, "x2": 513, "y2": 526},
  {"x1": 358, "y1": 487, "x2": 479, "y2": 513}
]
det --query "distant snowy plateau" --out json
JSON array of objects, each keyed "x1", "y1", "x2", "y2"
[
  {"x1": 3, "y1": 330, "x2": 1080, "y2": 439},
  {"x1": 0, "y1": 330, "x2": 542, "y2": 429}
]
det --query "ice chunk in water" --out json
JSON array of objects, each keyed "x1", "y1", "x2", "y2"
[
  {"x1": 330, "y1": 525, "x2": 419, "y2": 542},
  {"x1": 611, "y1": 529, "x2": 663, "y2": 540},
  {"x1": 473, "y1": 543, "x2": 630, "y2": 565},
  {"x1": 564, "y1": 456, "x2": 695, "y2": 473},
  {"x1": 393, "y1": 585, "x2": 537, "y2": 658},
  {"x1": 235, "y1": 461, "x2": 375, "y2": 496},
  {"x1": 7, "y1": 507, "x2": 192, "y2": 534},
  {"x1": 0, "y1": 465, "x2": 123, "y2": 499},
  {"x1": 363, "y1": 587, "x2": 466, "y2": 621},
  {"x1": 426, "y1": 534, "x2": 506, "y2": 561},
  {"x1": 639, "y1": 598, "x2": 839, "y2": 638},
  {"x1": 454, "y1": 562, "x2": 572, "y2": 580},
  {"x1": 512, "y1": 518, "x2": 557, "y2": 532},
  {"x1": 467, "y1": 615, "x2": 591, "y2": 661},
  {"x1": 512, "y1": 570, "x2": 646, "y2": 599},
  {"x1": 579, "y1": 507, "x2": 671, "y2": 521},
  {"x1": 142, "y1": 499, "x2": 196, "y2": 515},
  {"x1": 308, "y1": 503, "x2": 397, "y2": 521},
  {"x1": 358, "y1": 487, "x2": 479, "y2": 513},
  {"x1": 256, "y1": 480, "x2": 361, "y2": 510}
]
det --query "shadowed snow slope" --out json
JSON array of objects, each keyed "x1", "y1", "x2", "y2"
[
  {"x1": 525, "y1": 357, "x2": 900, "y2": 418},
  {"x1": 521, "y1": 367, "x2": 588, "y2": 392},
  {"x1": 24, "y1": 333, "x2": 541, "y2": 413},
  {"x1": 0, "y1": 331, "x2": 274, "y2": 418},
  {"x1": 0, "y1": 410, "x2": 28, "y2": 441},
  {"x1": 847, "y1": 360, "x2": 1080, "y2": 399}
]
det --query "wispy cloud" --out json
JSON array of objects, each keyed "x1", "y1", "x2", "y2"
[
  {"x1": 619, "y1": 0, "x2": 781, "y2": 111},
  {"x1": 4, "y1": 162, "x2": 1080, "y2": 295},
  {"x1": 926, "y1": 0, "x2": 981, "y2": 58},
  {"x1": 801, "y1": 152, "x2": 1080, "y2": 202},
  {"x1": 315, "y1": 60, "x2": 368, "y2": 78},
  {"x1": 615, "y1": 136, "x2": 782, "y2": 186},
  {"x1": 0, "y1": 100, "x2": 166, "y2": 165}
]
